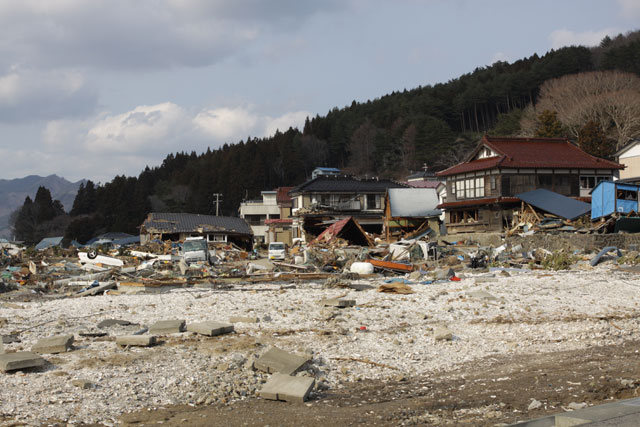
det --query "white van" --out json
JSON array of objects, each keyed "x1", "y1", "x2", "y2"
[
  {"x1": 268, "y1": 242, "x2": 287, "y2": 260},
  {"x1": 182, "y1": 237, "x2": 210, "y2": 264}
]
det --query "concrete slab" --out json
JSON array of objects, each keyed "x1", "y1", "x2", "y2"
[
  {"x1": 466, "y1": 289, "x2": 497, "y2": 300},
  {"x1": 254, "y1": 346, "x2": 311, "y2": 375},
  {"x1": 2, "y1": 335, "x2": 19, "y2": 344},
  {"x1": 116, "y1": 335, "x2": 157, "y2": 347},
  {"x1": 321, "y1": 298, "x2": 356, "y2": 308},
  {"x1": 229, "y1": 316, "x2": 259, "y2": 323},
  {"x1": 258, "y1": 372, "x2": 315, "y2": 403},
  {"x1": 149, "y1": 319, "x2": 185, "y2": 334},
  {"x1": 32, "y1": 335, "x2": 74, "y2": 354},
  {"x1": 509, "y1": 397, "x2": 640, "y2": 427},
  {"x1": 508, "y1": 416, "x2": 555, "y2": 426},
  {"x1": 186, "y1": 321, "x2": 234, "y2": 336},
  {"x1": 555, "y1": 397, "x2": 640, "y2": 426},
  {"x1": 0, "y1": 352, "x2": 46, "y2": 372}
]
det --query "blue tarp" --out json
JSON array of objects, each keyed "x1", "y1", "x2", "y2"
[{"x1": 516, "y1": 189, "x2": 591, "y2": 220}]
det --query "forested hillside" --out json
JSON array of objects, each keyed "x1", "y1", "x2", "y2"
[{"x1": 12, "y1": 31, "x2": 640, "y2": 244}]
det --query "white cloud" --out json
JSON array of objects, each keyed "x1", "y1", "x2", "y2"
[
  {"x1": 37, "y1": 102, "x2": 310, "y2": 181},
  {"x1": 548, "y1": 28, "x2": 620, "y2": 49},
  {"x1": 86, "y1": 103, "x2": 192, "y2": 154},
  {"x1": 194, "y1": 107, "x2": 259, "y2": 141},
  {"x1": 490, "y1": 52, "x2": 509, "y2": 64},
  {"x1": 263, "y1": 111, "x2": 311, "y2": 136}
]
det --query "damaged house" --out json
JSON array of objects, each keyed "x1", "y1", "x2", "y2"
[
  {"x1": 384, "y1": 188, "x2": 442, "y2": 241},
  {"x1": 436, "y1": 135, "x2": 623, "y2": 234},
  {"x1": 140, "y1": 212, "x2": 253, "y2": 249},
  {"x1": 288, "y1": 175, "x2": 407, "y2": 241}
]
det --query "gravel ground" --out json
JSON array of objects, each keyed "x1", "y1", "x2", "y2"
[{"x1": 1, "y1": 260, "x2": 640, "y2": 425}]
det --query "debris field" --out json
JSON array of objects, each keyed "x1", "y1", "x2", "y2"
[{"x1": 2, "y1": 243, "x2": 640, "y2": 425}]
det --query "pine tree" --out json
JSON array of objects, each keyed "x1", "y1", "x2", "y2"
[
  {"x1": 535, "y1": 110, "x2": 565, "y2": 138},
  {"x1": 578, "y1": 120, "x2": 615, "y2": 158}
]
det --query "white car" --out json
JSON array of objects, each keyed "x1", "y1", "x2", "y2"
[{"x1": 268, "y1": 242, "x2": 287, "y2": 260}]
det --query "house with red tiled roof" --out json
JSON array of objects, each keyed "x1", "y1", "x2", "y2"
[{"x1": 436, "y1": 135, "x2": 623, "y2": 233}]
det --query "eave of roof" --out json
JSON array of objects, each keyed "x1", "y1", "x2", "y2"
[{"x1": 437, "y1": 197, "x2": 520, "y2": 209}]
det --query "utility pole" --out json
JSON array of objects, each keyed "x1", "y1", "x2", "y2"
[{"x1": 213, "y1": 193, "x2": 223, "y2": 216}]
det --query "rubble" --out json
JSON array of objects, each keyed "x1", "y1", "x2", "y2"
[{"x1": 3, "y1": 223, "x2": 640, "y2": 423}]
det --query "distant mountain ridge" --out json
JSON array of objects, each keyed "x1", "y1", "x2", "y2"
[{"x1": 0, "y1": 174, "x2": 85, "y2": 239}]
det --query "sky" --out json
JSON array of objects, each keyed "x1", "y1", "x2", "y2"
[{"x1": 0, "y1": 0, "x2": 638, "y2": 183}]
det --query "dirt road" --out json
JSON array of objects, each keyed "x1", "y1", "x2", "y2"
[{"x1": 120, "y1": 339, "x2": 640, "y2": 426}]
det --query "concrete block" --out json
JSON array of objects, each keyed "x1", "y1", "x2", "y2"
[
  {"x1": 187, "y1": 321, "x2": 234, "y2": 336},
  {"x1": 0, "y1": 351, "x2": 46, "y2": 372},
  {"x1": 321, "y1": 298, "x2": 356, "y2": 308},
  {"x1": 258, "y1": 372, "x2": 315, "y2": 403},
  {"x1": 72, "y1": 379, "x2": 94, "y2": 389},
  {"x1": 254, "y1": 346, "x2": 310, "y2": 375},
  {"x1": 32, "y1": 335, "x2": 74, "y2": 354},
  {"x1": 228, "y1": 316, "x2": 259, "y2": 323},
  {"x1": 149, "y1": 319, "x2": 185, "y2": 334},
  {"x1": 434, "y1": 326, "x2": 453, "y2": 341},
  {"x1": 116, "y1": 335, "x2": 157, "y2": 347},
  {"x1": 97, "y1": 319, "x2": 133, "y2": 329}
]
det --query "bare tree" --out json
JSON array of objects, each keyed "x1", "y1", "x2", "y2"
[
  {"x1": 346, "y1": 120, "x2": 377, "y2": 175},
  {"x1": 530, "y1": 71, "x2": 640, "y2": 148},
  {"x1": 401, "y1": 123, "x2": 417, "y2": 172}
]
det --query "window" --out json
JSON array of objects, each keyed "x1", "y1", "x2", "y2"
[
  {"x1": 580, "y1": 175, "x2": 611, "y2": 190},
  {"x1": 538, "y1": 175, "x2": 553, "y2": 189},
  {"x1": 455, "y1": 177, "x2": 484, "y2": 199},
  {"x1": 366, "y1": 194, "x2": 381, "y2": 210},
  {"x1": 208, "y1": 234, "x2": 227, "y2": 242},
  {"x1": 450, "y1": 209, "x2": 479, "y2": 223},
  {"x1": 617, "y1": 189, "x2": 638, "y2": 201}
]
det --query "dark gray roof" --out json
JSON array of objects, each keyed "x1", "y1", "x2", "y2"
[
  {"x1": 407, "y1": 170, "x2": 436, "y2": 180},
  {"x1": 290, "y1": 176, "x2": 408, "y2": 195},
  {"x1": 97, "y1": 232, "x2": 134, "y2": 240},
  {"x1": 142, "y1": 213, "x2": 252, "y2": 235},
  {"x1": 516, "y1": 189, "x2": 591, "y2": 220}
]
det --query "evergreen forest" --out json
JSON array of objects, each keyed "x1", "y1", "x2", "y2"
[{"x1": 11, "y1": 30, "x2": 640, "y2": 245}]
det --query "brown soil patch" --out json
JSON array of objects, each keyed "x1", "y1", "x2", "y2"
[{"x1": 120, "y1": 339, "x2": 640, "y2": 426}]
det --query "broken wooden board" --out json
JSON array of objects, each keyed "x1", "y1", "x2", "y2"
[{"x1": 366, "y1": 259, "x2": 414, "y2": 272}]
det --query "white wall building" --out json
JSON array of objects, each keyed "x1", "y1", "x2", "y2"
[{"x1": 239, "y1": 191, "x2": 281, "y2": 243}]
